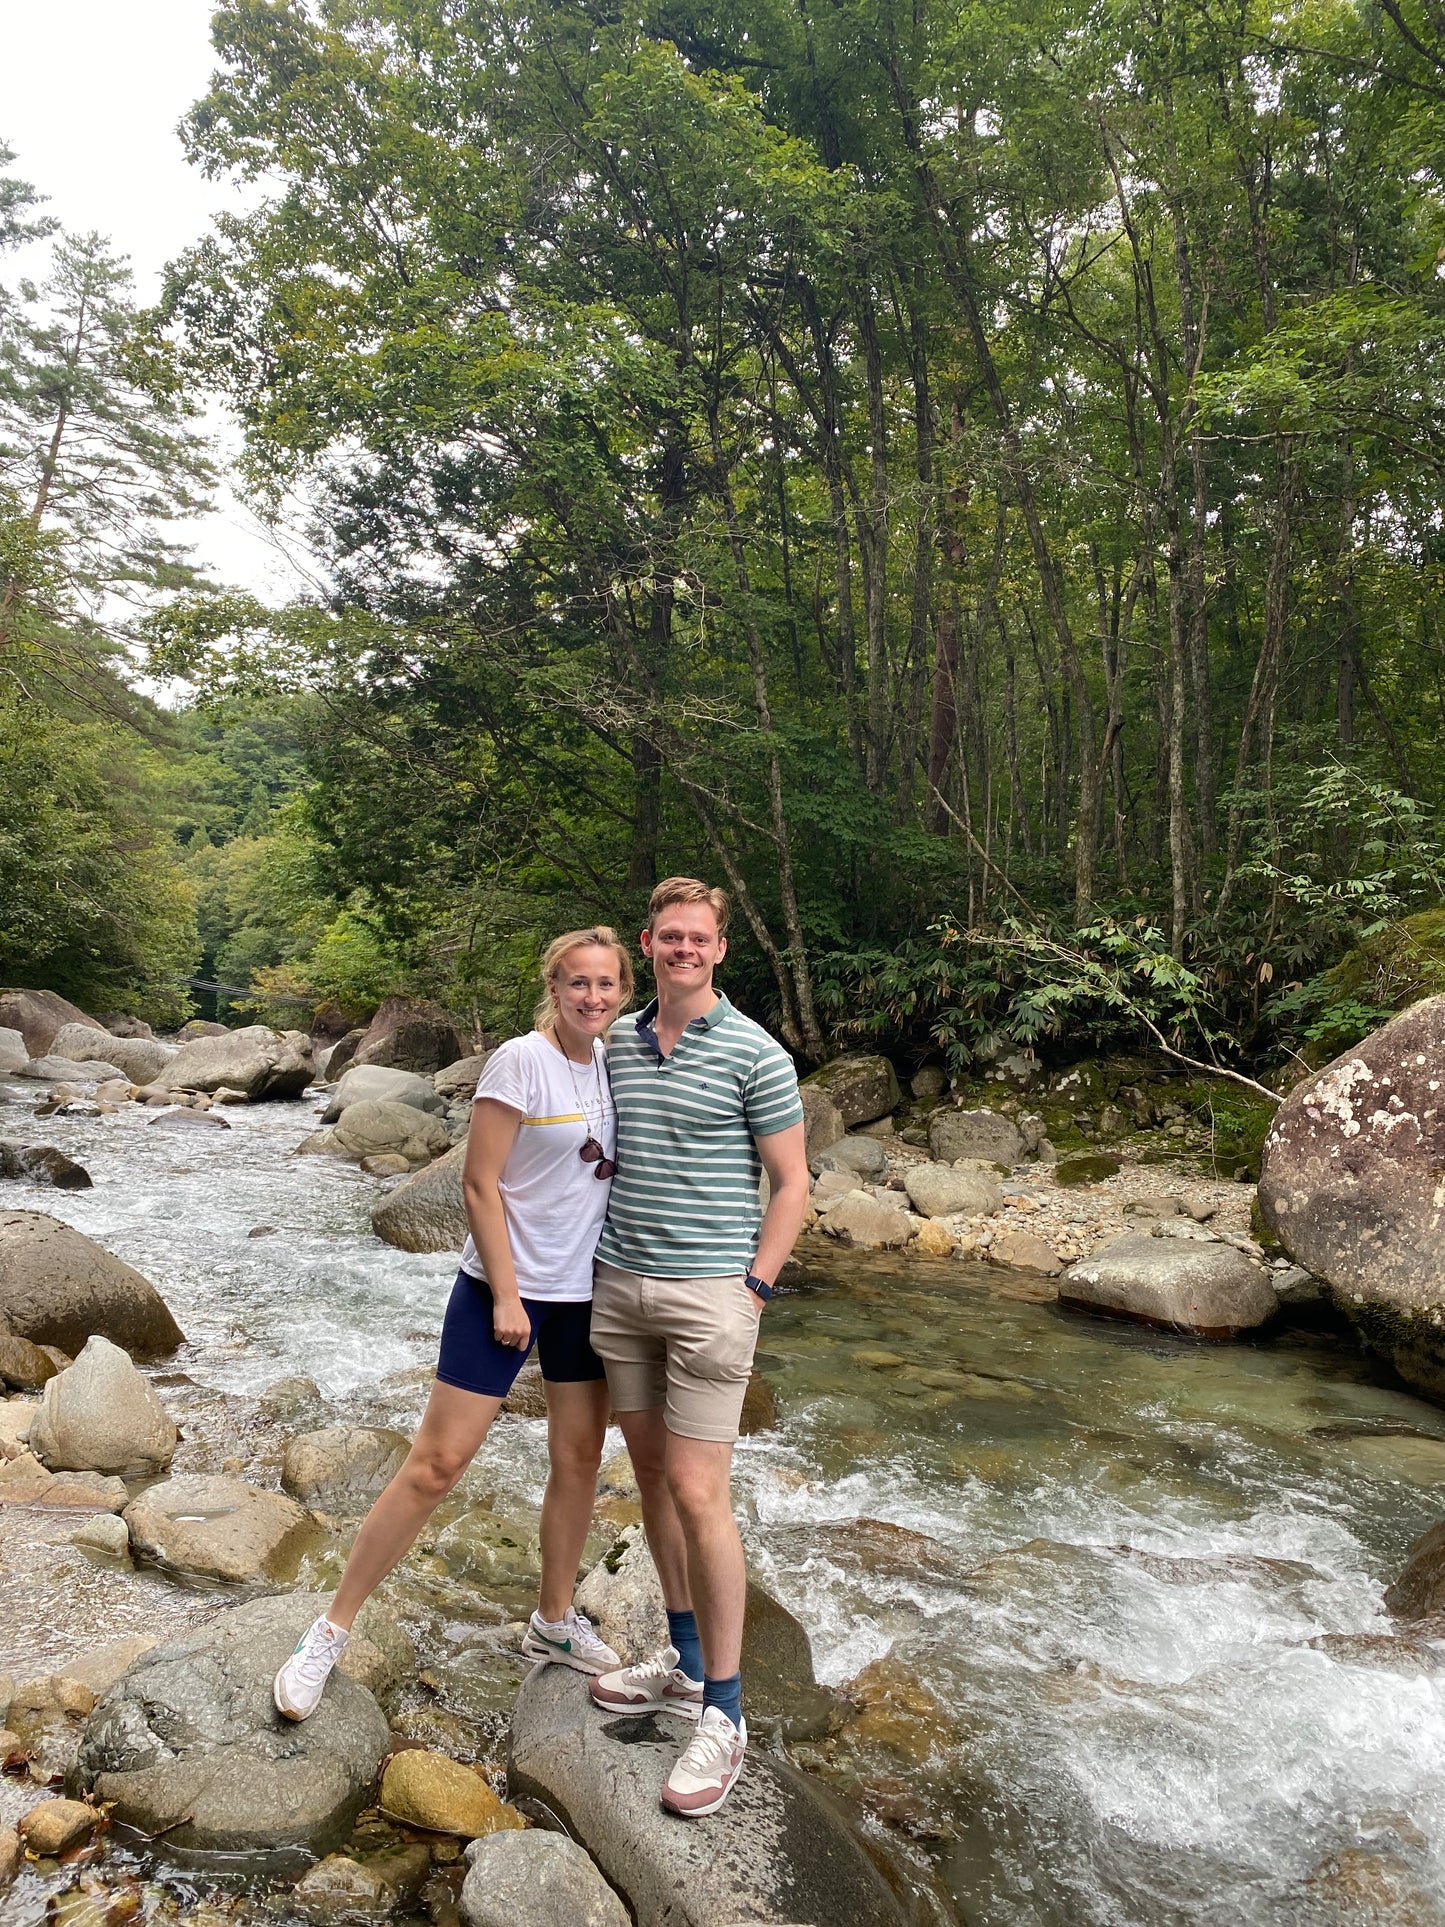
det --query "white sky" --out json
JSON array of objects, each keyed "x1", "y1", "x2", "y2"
[{"x1": 0, "y1": 0, "x2": 314, "y2": 600}]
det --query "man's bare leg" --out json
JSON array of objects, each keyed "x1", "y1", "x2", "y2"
[
  {"x1": 664, "y1": 1433, "x2": 745, "y2": 1678},
  {"x1": 615, "y1": 1404, "x2": 691, "y2": 1608}
]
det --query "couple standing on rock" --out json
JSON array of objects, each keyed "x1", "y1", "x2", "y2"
[{"x1": 273, "y1": 876, "x2": 811, "y2": 1819}]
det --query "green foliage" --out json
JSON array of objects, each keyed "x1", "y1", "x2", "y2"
[{"x1": 0, "y1": 689, "x2": 198, "y2": 1021}]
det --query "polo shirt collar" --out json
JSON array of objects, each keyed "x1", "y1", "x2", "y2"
[{"x1": 635, "y1": 991, "x2": 732, "y2": 1050}]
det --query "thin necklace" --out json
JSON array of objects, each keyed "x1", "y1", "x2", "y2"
[{"x1": 563, "y1": 1042, "x2": 604, "y2": 1127}]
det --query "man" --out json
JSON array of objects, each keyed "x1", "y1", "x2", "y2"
[{"x1": 587, "y1": 876, "x2": 810, "y2": 1816}]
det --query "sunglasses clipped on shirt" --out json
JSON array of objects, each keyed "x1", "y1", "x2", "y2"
[{"x1": 580, "y1": 1134, "x2": 617, "y2": 1180}]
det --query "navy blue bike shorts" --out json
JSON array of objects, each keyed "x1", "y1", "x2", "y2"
[{"x1": 434, "y1": 1269, "x2": 606, "y2": 1399}]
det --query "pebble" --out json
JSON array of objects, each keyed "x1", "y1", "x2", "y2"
[{"x1": 18, "y1": 1797, "x2": 97, "y2": 1857}]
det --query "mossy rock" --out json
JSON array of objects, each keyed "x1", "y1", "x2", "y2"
[
  {"x1": 1326, "y1": 908, "x2": 1445, "y2": 1010},
  {"x1": 1054, "y1": 1153, "x2": 1122, "y2": 1186}
]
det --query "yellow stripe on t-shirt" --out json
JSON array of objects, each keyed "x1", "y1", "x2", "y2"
[{"x1": 521, "y1": 1112, "x2": 586, "y2": 1126}]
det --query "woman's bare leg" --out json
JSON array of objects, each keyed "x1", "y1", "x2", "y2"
[
  {"x1": 328, "y1": 1379, "x2": 503, "y2": 1630},
  {"x1": 536, "y1": 1378, "x2": 610, "y2": 1622}
]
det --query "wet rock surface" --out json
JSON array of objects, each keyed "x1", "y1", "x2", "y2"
[
  {"x1": 281, "y1": 1425, "x2": 409, "y2": 1512},
  {"x1": 0, "y1": 1139, "x2": 92, "y2": 1189},
  {"x1": 0, "y1": 1211, "x2": 184, "y2": 1358},
  {"x1": 507, "y1": 1665, "x2": 905, "y2": 1927},
  {"x1": 123, "y1": 1473, "x2": 322, "y2": 1584},
  {"x1": 74, "y1": 1597, "x2": 391, "y2": 1860}
]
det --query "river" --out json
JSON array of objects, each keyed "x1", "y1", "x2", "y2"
[{"x1": 3, "y1": 1077, "x2": 1444, "y2": 1926}]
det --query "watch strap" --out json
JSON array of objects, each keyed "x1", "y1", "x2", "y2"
[{"x1": 744, "y1": 1273, "x2": 775, "y2": 1301}]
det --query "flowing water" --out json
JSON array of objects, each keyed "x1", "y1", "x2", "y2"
[{"x1": 3, "y1": 1079, "x2": 1445, "y2": 1926}]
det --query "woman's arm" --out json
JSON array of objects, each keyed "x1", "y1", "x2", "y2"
[{"x1": 460, "y1": 1098, "x2": 532, "y2": 1348}]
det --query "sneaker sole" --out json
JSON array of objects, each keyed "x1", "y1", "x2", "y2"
[
  {"x1": 272, "y1": 1680, "x2": 315, "y2": 1722},
  {"x1": 589, "y1": 1691, "x2": 702, "y2": 1722},
  {"x1": 520, "y1": 1638, "x2": 616, "y2": 1677},
  {"x1": 660, "y1": 1765, "x2": 745, "y2": 1818}
]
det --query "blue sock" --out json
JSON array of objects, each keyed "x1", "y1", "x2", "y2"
[
  {"x1": 666, "y1": 1609, "x2": 703, "y2": 1682},
  {"x1": 703, "y1": 1671, "x2": 743, "y2": 1730}
]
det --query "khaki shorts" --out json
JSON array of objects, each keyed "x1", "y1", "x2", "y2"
[{"x1": 591, "y1": 1259, "x2": 760, "y2": 1443}]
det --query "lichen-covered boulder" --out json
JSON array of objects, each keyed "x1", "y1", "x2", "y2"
[
  {"x1": 928, "y1": 1108, "x2": 1025, "y2": 1166},
  {"x1": 1258, "y1": 996, "x2": 1445, "y2": 1397},
  {"x1": 802, "y1": 1055, "x2": 901, "y2": 1128},
  {"x1": 281, "y1": 1426, "x2": 409, "y2": 1513}
]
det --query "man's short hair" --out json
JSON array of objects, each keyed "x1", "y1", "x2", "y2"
[{"x1": 647, "y1": 876, "x2": 731, "y2": 935}]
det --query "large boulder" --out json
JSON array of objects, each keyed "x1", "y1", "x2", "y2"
[
  {"x1": 818, "y1": 1190, "x2": 915, "y2": 1250},
  {"x1": 811, "y1": 1133, "x2": 887, "y2": 1180},
  {"x1": 47, "y1": 1023, "x2": 171, "y2": 1087},
  {"x1": 72, "y1": 1596, "x2": 391, "y2": 1860},
  {"x1": 327, "y1": 1101, "x2": 452, "y2": 1167},
  {"x1": 123, "y1": 1473, "x2": 323, "y2": 1584},
  {"x1": 0, "y1": 990, "x2": 103, "y2": 1059},
  {"x1": 353, "y1": 999, "x2": 465, "y2": 1077},
  {"x1": 0, "y1": 1211, "x2": 184, "y2": 1357},
  {"x1": 508, "y1": 1667, "x2": 905, "y2": 1927},
  {"x1": 0, "y1": 1028, "x2": 27, "y2": 1075},
  {"x1": 802, "y1": 1055, "x2": 901, "y2": 1128},
  {"x1": 461, "y1": 1831, "x2": 628, "y2": 1927},
  {"x1": 573, "y1": 1525, "x2": 833, "y2": 1738},
  {"x1": 19, "y1": 1053, "x2": 126, "y2": 1083},
  {"x1": 928, "y1": 1108, "x2": 1026, "y2": 1165},
  {"x1": 1385, "y1": 1521, "x2": 1445, "y2": 1620},
  {"x1": 29, "y1": 1335, "x2": 177, "y2": 1477},
  {"x1": 1059, "y1": 1233, "x2": 1278, "y2": 1338},
  {"x1": 371, "y1": 1141, "x2": 468, "y2": 1253},
  {"x1": 0, "y1": 1140, "x2": 91, "y2": 1190},
  {"x1": 433, "y1": 1053, "x2": 493, "y2": 1103},
  {"x1": 1258, "y1": 996, "x2": 1445, "y2": 1397},
  {"x1": 163, "y1": 1025, "x2": 316, "y2": 1100},
  {"x1": 903, "y1": 1162, "x2": 1002, "y2": 1218},
  {"x1": 282, "y1": 1426, "x2": 409, "y2": 1513},
  {"x1": 320, "y1": 1066, "x2": 445, "y2": 1122},
  {"x1": 324, "y1": 1027, "x2": 368, "y2": 1081},
  {"x1": 799, "y1": 1083, "x2": 846, "y2": 1163}
]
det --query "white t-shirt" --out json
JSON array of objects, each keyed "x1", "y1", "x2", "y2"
[{"x1": 458, "y1": 1030, "x2": 616, "y2": 1302}]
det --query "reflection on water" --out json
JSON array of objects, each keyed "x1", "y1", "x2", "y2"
[{"x1": 4, "y1": 1080, "x2": 1445, "y2": 1925}]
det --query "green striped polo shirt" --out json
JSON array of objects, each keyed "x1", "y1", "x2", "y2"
[{"x1": 596, "y1": 991, "x2": 804, "y2": 1277}]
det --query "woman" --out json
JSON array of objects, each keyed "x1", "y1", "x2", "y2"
[{"x1": 274, "y1": 927, "x2": 632, "y2": 1718}]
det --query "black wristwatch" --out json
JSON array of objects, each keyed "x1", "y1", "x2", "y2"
[{"x1": 745, "y1": 1272, "x2": 775, "y2": 1301}]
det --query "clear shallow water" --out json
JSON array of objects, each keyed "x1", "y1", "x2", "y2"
[{"x1": 4, "y1": 1077, "x2": 1445, "y2": 1925}]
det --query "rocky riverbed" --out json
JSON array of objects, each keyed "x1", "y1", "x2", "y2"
[{"x1": 4, "y1": 1001, "x2": 1445, "y2": 1926}]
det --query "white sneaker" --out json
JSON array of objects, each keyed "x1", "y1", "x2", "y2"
[
  {"x1": 660, "y1": 1706, "x2": 748, "y2": 1817},
  {"x1": 520, "y1": 1607, "x2": 621, "y2": 1676},
  {"x1": 588, "y1": 1645, "x2": 704, "y2": 1720},
  {"x1": 273, "y1": 1615, "x2": 349, "y2": 1721}
]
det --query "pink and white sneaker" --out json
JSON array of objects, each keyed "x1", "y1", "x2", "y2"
[
  {"x1": 588, "y1": 1644, "x2": 703, "y2": 1721},
  {"x1": 660, "y1": 1706, "x2": 748, "y2": 1817}
]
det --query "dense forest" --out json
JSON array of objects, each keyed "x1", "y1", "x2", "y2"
[{"x1": 4, "y1": 0, "x2": 1445, "y2": 1073}]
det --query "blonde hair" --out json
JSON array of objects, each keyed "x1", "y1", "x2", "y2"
[
  {"x1": 647, "y1": 876, "x2": 731, "y2": 935},
  {"x1": 533, "y1": 926, "x2": 635, "y2": 1030}
]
